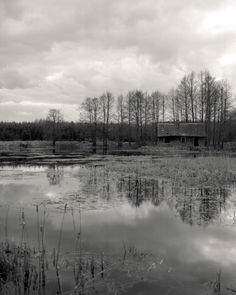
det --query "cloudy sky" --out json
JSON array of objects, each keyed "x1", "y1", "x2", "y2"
[{"x1": 0, "y1": 0, "x2": 236, "y2": 121}]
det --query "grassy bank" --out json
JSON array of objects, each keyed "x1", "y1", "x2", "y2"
[
  {"x1": 0, "y1": 140, "x2": 236, "y2": 156},
  {"x1": 107, "y1": 156, "x2": 236, "y2": 187}
]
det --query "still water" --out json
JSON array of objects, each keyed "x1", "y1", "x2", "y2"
[{"x1": 0, "y1": 163, "x2": 236, "y2": 294}]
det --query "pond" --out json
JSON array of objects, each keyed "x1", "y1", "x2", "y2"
[{"x1": 0, "y1": 162, "x2": 236, "y2": 294}]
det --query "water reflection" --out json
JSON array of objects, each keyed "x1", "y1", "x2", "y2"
[
  {"x1": 117, "y1": 176, "x2": 230, "y2": 227},
  {"x1": 117, "y1": 176, "x2": 165, "y2": 207},
  {"x1": 0, "y1": 163, "x2": 236, "y2": 294},
  {"x1": 76, "y1": 165, "x2": 119, "y2": 202},
  {"x1": 58, "y1": 164, "x2": 232, "y2": 228},
  {"x1": 0, "y1": 164, "x2": 232, "y2": 229},
  {"x1": 46, "y1": 164, "x2": 64, "y2": 185},
  {"x1": 173, "y1": 186, "x2": 228, "y2": 227}
]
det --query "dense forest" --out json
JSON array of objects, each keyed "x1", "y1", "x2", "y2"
[{"x1": 0, "y1": 70, "x2": 235, "y2": 148}]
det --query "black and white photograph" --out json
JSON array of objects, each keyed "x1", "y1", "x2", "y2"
[{"x1": 0, "y1": 0, "x2": 236, "y2": 294}]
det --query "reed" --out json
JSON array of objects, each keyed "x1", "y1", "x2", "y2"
[
  {"x1": 108, "y1": 156, "x2": 236, "y2": 187},
  {"x1": 0, "y1": 242, "x2": 37, "y2": 294},
  {"x1": 212, "y1": 270, "x2": 221, "y2": 295},
  {"x1": 36, "y1": 204, "x2": 41, "y2": 293},
  {"x1": 0, "y1": 204, "x2": 172, "y2": 295},
  {"x1": 55, "y1": 203, "x2": 67, "y2": 294}
]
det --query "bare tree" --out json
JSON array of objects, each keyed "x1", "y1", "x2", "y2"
[
  {"x1": 82, "y1": 97, "x2": 99, "y2": 148},
  {"x1": 143, "y1": 92, "x2": 152, "y2": 143},
  {"x1": 217, "y1": 81, "x2": 231, "y2": 148},
  {"x1": 199, "y1": 71, "x2": 206, "y2": 122},
  {"x1": 130, "y1": 90, "x2": 145, "y2": 146},
  {"x1": 91, "y1": 97, "x2": 99, "y2": 148},
  {"x1": 162, "y1": 95, "x2": 165, "y2": 122},
  {"x1": 204, "y1": 71, "x2": 216, "y2": 146},
  {"x1": 117, "y1": 94, "x2": 125, "y2": 147},
  {"x1": 187, "y1": 71, "x2": 198, "y2": 122},
  {"x1": 46, "y1": 109, "x2": 63, "y2": 147},
  {"x1": 181, "y1": 76, "x2": 189, "y2": 121},
  {"x1": 99, "y1": 91, "x2": 114, "y2": 151},
  {"x1": 151, "y1": 91, "x2": 160, "y2": 144},
  {"x1": 126, "y1": 91, "x2": 134, "y2": 146}
]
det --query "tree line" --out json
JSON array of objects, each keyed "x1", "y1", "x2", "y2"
[
  {"x1": 81, "y1": 70, "x2": 234, "y2": 149},
  {"x1": 0, "y1": 70, "x2": 235, "y2": 148}
]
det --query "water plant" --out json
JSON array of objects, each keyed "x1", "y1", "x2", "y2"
[{"x1": 0, "y1": 204, "x2": 162, "y2": 295}]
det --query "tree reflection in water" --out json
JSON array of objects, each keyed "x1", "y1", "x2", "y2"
[
  {"x1": 71, "y1": 165, "x2": 120, "y2": 209},
  {"x1": 46, "y1": 164, "x2": 64, "y2": 185},
  {"x1": 80, "y1": 165, "x2": 116, "y2": 200},
  {"x1": 67, "y1": 164, "x2": 232, "y2": 227},
  {"x1": 117, "y1": 176, "x2": 230, "y2": 227},
  {"x1": 117, "y1": 176, "x2": 165, "y2": 207}
]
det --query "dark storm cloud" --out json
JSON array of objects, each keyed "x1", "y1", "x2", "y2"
[{"x1": 0, "y1": 0, "x2": 235, "y2": 121}]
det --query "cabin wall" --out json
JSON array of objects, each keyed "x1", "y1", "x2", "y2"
[
  {"x1": 158, "y1": 136, "x2": 206, "y2": 146},
  {"x1": 198, "y1": 138, "x2": 206, "y2": 146}
]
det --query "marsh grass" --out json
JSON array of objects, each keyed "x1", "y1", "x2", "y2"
[
  {"x1": 0, "y1": 242, "x2": 39, "y2": 294},
  {"x1": 0, "y1": 239, "x2": 221, "y2": 295},
  {"x1": 62, "y1": 244, "x2": 161, "y2": 295},
  {"x1": 107, "y1": 156, "x2": 236, "y2": 187}
]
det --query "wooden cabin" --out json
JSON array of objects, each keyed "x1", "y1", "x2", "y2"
[{"x1": 157, "y1": 123, "x2": 206, "y2": 146}]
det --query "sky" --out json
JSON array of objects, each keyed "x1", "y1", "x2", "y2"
[{"x1": 0, "y1": 0, "x2": 236, "y2": 122}]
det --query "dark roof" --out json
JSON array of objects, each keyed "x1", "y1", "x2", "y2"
[{"x1": 158, "y1": 123, "x2": 206, "y2": 137}]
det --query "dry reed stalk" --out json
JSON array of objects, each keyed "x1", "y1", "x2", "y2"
[
  {"x1": 5, "y1": 206, "x2": 10, "y2": 247},
  {"x1": 55, "y1": 203, "x2": 67, "y2": 294},
  {"x1": 40, "y1": 208, "x2": 46, "y2": 291},
  {"x1": 36, "y1": 205, "x2": 41, "y2": 294},
  {"x1": 212, "y1": 270, "x2": 221, "y2": 295}
]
